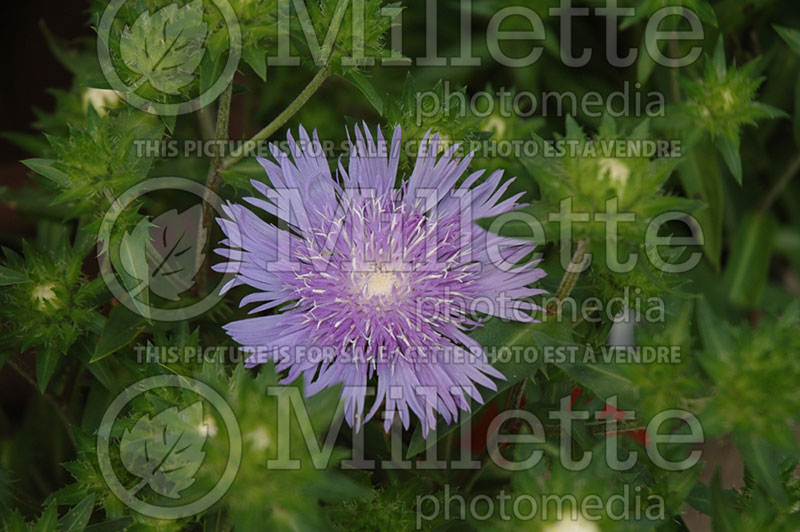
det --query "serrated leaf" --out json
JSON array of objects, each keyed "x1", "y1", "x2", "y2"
[
  {"x1": 36, "y1": 345, "x2": 61, "y2": 393},
  {"x1": 119, "y1": 0, "x2": 208, "y2": 95},
  {"x1": 34, "y1": 502, "x2": 57, "y2": 532},
  {"x1": 0, "y1": 266, "x2": 29, "y2": 286},
  {"x1": 342, "y1": 70, "x2": 384, "y2": 115},
  {"x1": 160, "y1": 112, "x2": 177, "y2": 135},
  {"x1": 120, "y1": 402, "x2": 207, "y2": 499},
  {"x1": 556, "y1": 351, "x2": 637, "y2": 406},
  {"x1": 22, "y1": 158, "x2": 70, "y2": 188},
  {"x1": 43, "y1": 483, "x2": 88, "y2": 508},
  {"x1": 736, "y1": 434, "x2": 788, "y2": 505},
  {"x1": 4, "y1": 511, "x2": 27, "y2": 532},
  {"x1": 92, "y1": 305, "x2": 146, "y2": 362},
  {"x1": 242, "y1": 46, "x2": 267, "y2": 82},
  {"x1": 59, "y1": 494, "x2": 95, "y2": 532}
]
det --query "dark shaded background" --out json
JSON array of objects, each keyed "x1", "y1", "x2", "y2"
[
  {"x1": 0, "y1": 1, "x2": 90, "y2": 164},
  {"x1": 0, "y1": 1, "x2": 90, "y2": 460}
]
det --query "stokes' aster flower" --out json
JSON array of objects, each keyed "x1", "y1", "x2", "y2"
[{"x1": 214, "y1": 125, "x2": 545, "y2": 435}]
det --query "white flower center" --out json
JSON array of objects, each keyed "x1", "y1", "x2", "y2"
[
  {"x1": 364, "y1": 272, "x2": 399, "y2": 298},
  {"x1": 32, "y1": 283, "x2": 58, "y2": 309},
  {"x1": 246, "y1": 426, "x2": 271, "y2": 451},
  {"x1": 544, "y1": 516, "x2": 599, "y2": 532},
  {"x1": 722, "y1": 89, "x2": 734, "y2": 108},
  {"x1": 598, "y1": 157, "x2": 630, "y2": 186},
  {"x1": 199, "y1": 415, "x2": 218, "y2": 437},
  {"x1": 484, "y1": 115, "x2": 507, "y2": 138}
]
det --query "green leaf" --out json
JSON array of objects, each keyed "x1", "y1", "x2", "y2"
[
  {"x1": 696, "y1": 297, "x2": 734, "y2": 363},
  {"x1": 342, "y1": 70, "x2": 384, "y2": 115},
  {"x1": 749, "y1": 101, "x2": 789, "y2": 119},
  {"x1": 92, "y1": 305, "x2": 147, "y2": 362},
  {"x1": 0, "y1": 266, "x2": 29, "y2": 286},
  {"x1": 677, "y1": 144, "x2": 724, "y2": 269},
  {"x1": 716, "y1": 134, "x2": 742, "y2": 184},
  {"x1": 74, "y1": 338, "x2": 115, "y2": 391},
  {"x1": 59, "y1": 494, "x2": 95, "y2": 531},
  {"x1": 735, "y1": 434, "x2": 788, "y2": 505},
  {"x1": 3, "y1": 511, "x2": 27, "y2": 532},
  {"x1": 160, "y1": 112, "x2": 177, "y2": 135},
  {"x1": 689, "y1": 0, "x2": 718, "y2": 28},
  {"x1": 723, "y1": 212, "x2": 776, "y2": 307},
  {"x1": 36, "y1": 346, "x2": 61, "y2": 393},
  {"x1": 637, "y1": 33, "x2": 657, "y2": 84},
  {"x1": 712, "y1": 35, "x2": 727, "y2": 80},
  {"x1": 774, "y1": 25, "x2": 800, "y2": 55},
  {"x1": 34, "y1": 502, "x2": 58, "y2": 532},
  {"x1": 778, "y1": 299, "x2": 800, "y2": 328},
  {"x1": 84, "y1": 517, "x2": 135, "y2": 532},
  {"x1": 242, "y1": 46, "x2": 267, "y2": 82},
  {"x1": 556, "y1": 352, "x2": 637, "y2": 406},
  {"x1": 709, "y1": 474, "x2": 737, "y2": 532},
  {"x1": 119, "y1": 0, "x2": 208, "y2": 95},
  {"x1": 81, "y1": 76, "x2": 114, "y2": 90},
  {"x1": 1, "y1": 132, "x2": 49, "y2": 156},
  {"x1": 794, "y1": 72, "x2": 800, "y2": 144},
  {"x1": 43, "y1": 483, "x2": 88, "y2": 507},
  {"x1": 22, "y1": 158, "x2": 70, "y2": 188}
]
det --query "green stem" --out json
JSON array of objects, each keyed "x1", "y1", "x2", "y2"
[
  {"x1": 195, "y1": 66, "x2": 332, "y2": 296},
  {"x1": 548, "y1": 238, "x2": 590, "y2": 315},
  {"x1": 759, "y1": 153, "x2": 800, "y2": 213},
  {"x1": 196, "y1": 81, "x2": 233, "y2": 296},
  {"x1": 220, "y1": 64, "x2": 332, "y2": 172},
  {"x1": 7, "y1": 357, "x2": 76, "y2": 449}
]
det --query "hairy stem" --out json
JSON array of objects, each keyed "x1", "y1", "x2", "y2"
[
  {"x1": 196, "y1": 81, "x2": 233, "y2": 296},
  {"x1": 195, "y1": 66, "x2": 332, "y2": 296},
  {"x1": 548, "y1": 238, "x2": 590, "y2": 315},
  {"x1": 221, "y1": 64, "x2": 332, "y2": 172}
]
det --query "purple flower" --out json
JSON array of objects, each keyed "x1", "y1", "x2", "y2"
[{"x1": 214, "y1": 125, "x2": 546, "y2": 435}]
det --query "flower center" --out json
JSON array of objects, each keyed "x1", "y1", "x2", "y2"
[
  {"x1": 31, "y1": 282, "x2": 58, "y2": 310},
  {"x1": 364, "y1": 271, "x2": 399, "y2": 299},
  {"x1": 598, "y1": 157, "x2": 630, "y2": 186}
]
